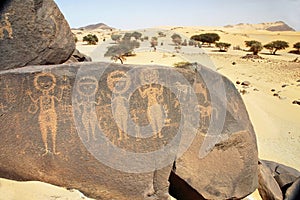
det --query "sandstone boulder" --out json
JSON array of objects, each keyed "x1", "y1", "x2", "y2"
[
  {"x1": 173, "y1": 73, "x2": 258, "y2": 199},
  {"x1": 285, "y1": 177, "x2": 300, "y2": 200},
  {"x1": 65, "y1": 49, "x2": 92, "y2": 63},
  {"x1": 0, "y1": 0, "x2": 75, "y2": 70},
  {"x1": 258, "y1": 161, "x2": 283, "y2": 200},
  {"x1": 0, "y1": 62, "x2": 258, "y2": 199},
  {"x1": 260, "y1": 160, "x2": 300, "y2": 200}
]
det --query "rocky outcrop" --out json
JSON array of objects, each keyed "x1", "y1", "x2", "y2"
[
  {"x1": 0, "y1": 62, "x2": 258, "y2": 199},
  {"x1": 266, "y1": 22, "x2": 295, "y2": 32},
  {"x1": 285, "y1": 177, "x2": 300, "y2": 200},
  {"x1": 78, "y1": 22, "x2": 114, "y2": 31},
  {"x1": 258, "y1": 160, "x2": 300, "y2": 200},
  {"x1": 258, "y1": 161, "x2": 283, "y2": 200},
  {"x1": 0, "y1": 0, "x2": 75, "y2": 70},
  {"x1": 224, "y1": 21, "x2": 295, "y2": 32},
  {"x1": 65, "y1": 49, "x2": 92, "y2": 63}
]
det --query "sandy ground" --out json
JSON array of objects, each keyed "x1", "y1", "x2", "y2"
[
  {"x1": 0, "y1": 178, "x2": 93, "y2": 200},
  {"x1": 0, "y1": 178, "x2": 261, "y2": 200},
  {"x1": 211, "y1": 53, "x2": 300, "y2": 171},
  {"x1": 1, "y1": 25, "x2": 299, "y2": 200}
]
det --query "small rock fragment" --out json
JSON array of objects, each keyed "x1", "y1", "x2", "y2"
[
  {"x1": 241, "y1": 81, "x2": 251, "y2": 87},
  {"x1": 292, "y1": 100, "x2": 300, "y2": 105}
]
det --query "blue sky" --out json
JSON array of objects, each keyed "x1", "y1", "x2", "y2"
[{"x1": 54, "y1": 0, "x2": 300, "y2": 30}]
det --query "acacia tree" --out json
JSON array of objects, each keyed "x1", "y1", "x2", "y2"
[
  {"x1": 111, "y1": 34, "x2": 122, "y2": 43},
  {"x1": 104, "y1": 40, "x2": 140, "y2": 64},
  {"x1": 83, "y1": 34, "x2": 98, "y2": 45},
  {"x1": 293, "y1": 42, "x2": 300, "y2": 52},
  {"x1": 264, "y1": 40, "x2": 289, "y2": 55},
  {"x1": 191, "y1": 33, "x2": 220, "y2": 46},
  {"x1": 150, "y1": 37, "x2": 158, "y2": 51},
  {"x1": 131, "y1": 31, "x2": 142, "y2": 40},
  {"x1": 123, "y1": 32, "x2": 132, "y2": 41},
  {"x1": 245, "y1": 40, "x2": 263, "y2": 55},
  {"x1": 171, "y1": 33, "x2": 182, "y2": 46},
  {"x1": 215, "y1": 42, "x2": 231, "y2": 52}
]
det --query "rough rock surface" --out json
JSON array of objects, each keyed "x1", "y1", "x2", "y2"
[
  {"x1": 0, "y1": 62, "x2": 258, "y2": 199},
  {"x1": 258, "y1": 161, "x2": 283, "y2": 200},
  {"x1": 259, "y1": 160, "x2": 300, "y2": 200},
  {"x1": 173, "y1": 73, "x2": 258, "y2": 199},
  {"x1": 285, "y1": 177, "x2": 300, "y2": 200},
  {"x1": 0, "y1": 0, "x2": 75, "y2": 70},
  {"x1": 65, "y1": 49, "x2": 92, "y2": 63}
]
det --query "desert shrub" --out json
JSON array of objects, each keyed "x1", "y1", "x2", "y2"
[
  {"x1": 233, "y1": 45, "x2": 241, "y2": 50},
  {"x1": 190, "y1": 33, "x2": 220, "y2": 46},
  {"x1": 264, "y1": 40, "x2": 289, "y2": 55},
  {"x1": 188, "y1": 40, "x2": 195, "y2": 46},
  {"x1": 293, "y1": 42, "x2": 300, "y2": 51},
  {"x1": 171, "y1": 33, "x2": 182, "y2": 45},
  {"x1": 215, "y1": 42, "x2": 231, "y2": 52},
  {"x1": 144, "y1": 36, "x2": 149, "y2": 40},
  {"x1": 182, "y1": 39, "x2": 187, "y2": 46},
  {"x1": 74, "y1": 35, "x2": 78, "y2": 43},
  {"x1": 245, "y1": 40, "x2": 263, "y2": 55},
  {"x1": 150, "y1": 37, "x2": 158, "y2": 51},
  {"x1": 123, "y1": 32, "x2": 132, "y2": 41},
  {"x1": 173, "y1": 62, "x2": 193, "y2": 69},
  {"x1": 174, "y1": 45, "x2": 181, "y2": 52},
  {"x1": 158, "y1": 31, "x2": 166, "y2": 37},
  {"x1": 83, "y1": 34, "x2": 98, "y2": 45},
  {"x1": 289, "y1": 42, "x2": 300, "y2": 54}
]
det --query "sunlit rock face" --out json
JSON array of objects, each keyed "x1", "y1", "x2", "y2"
[
  {"x1": 0, "y1": 62, "x2": 258, "y2": 199},
  {"x1": 0, "y1": 0, "x2": 75, "y2": 70}
]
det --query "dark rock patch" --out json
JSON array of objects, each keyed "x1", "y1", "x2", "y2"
[{"x1": 0, "y1": 0, "x2": 75, "y2": 70}]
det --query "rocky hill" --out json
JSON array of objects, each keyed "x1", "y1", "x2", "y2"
[
  {"x1": 77, "y1": 22, "x2": 114, "y2": 30},
  {"x1": 224, "y1": 21, "x2": 295, "y2": 31}
]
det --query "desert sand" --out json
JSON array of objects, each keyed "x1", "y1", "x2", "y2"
[
  {"x1": 0, "y1": 178, "x2": 93, "y2": 200},
  {"x1": 1, "y1": 24, "x2": 299, "y2": 200}
]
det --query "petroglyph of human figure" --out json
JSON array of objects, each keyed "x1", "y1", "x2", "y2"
[
  {"x1": 3, "y1": 83, "x2": 17, "y2": 104},
  {"x1": 59, "y1": 75, "x2": 72, "y2": 123},
  {"x1": 27, "y1": 73, "x2": 64, "y2": 155},
  {"x1": 0, "y1": 103, "x2": 7, "y2": 113},
  {"x1": 139, "y1": 70, "x2": 165, "y2": 138},
  {"x1": 0, "y1": 13, "x2": 13, "y2": 39},
  {"x1": 76, "y1": 76, "x2": 100, "y2": 142},
  {"x1": 107, "y1": 71, "x2": 131, "y2": 141}
]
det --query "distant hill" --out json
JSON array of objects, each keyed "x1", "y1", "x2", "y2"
[
  {"x1": 224, "y1": 21, "x2": 295, "y2": 32},
  {"x1": 76, "y1": 23, "x2": 114, "y2": 30}
]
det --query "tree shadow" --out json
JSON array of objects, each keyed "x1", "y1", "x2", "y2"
[{"x1": 260, "y1": 52, "x2": 282, "y2": 56}]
